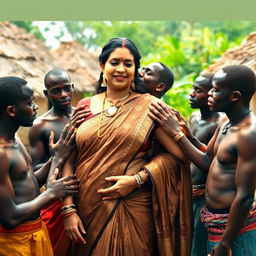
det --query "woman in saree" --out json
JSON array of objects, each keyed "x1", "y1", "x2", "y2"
[{"x1": 61, "y1": 37, "x2": 192, "y2": 256}]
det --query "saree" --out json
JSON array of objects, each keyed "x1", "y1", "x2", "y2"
[{"x1": 70, "y1": 93, "x2": 192, "y2": 256}]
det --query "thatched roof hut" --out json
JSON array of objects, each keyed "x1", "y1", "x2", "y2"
[
  {"x1": 52, "y1": 41, "x2": 100, "y2": 91},
  {"x1": 205, "y1": 32, "x2": 256, "y2": 112},
  {"x1": 0, "y1": 21, "x2": 100, "y2": 146}
]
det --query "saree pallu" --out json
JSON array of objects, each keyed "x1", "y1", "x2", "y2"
[
  {"x1": 143, "y1": 153, "x2": 193, "y2": 256},
  {"x1": 0, "y1": 218, "x2": 53, "y2": 256},
  {"x1": 69, "y1": 94, "x2": 192, "y2": 256},
  {"x1": 200, "y1": 203, "x2": 256, "y2": 242}
]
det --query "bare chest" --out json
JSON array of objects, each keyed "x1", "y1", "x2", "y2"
[{"x1": 214, "y1": 131, "x2": 238, "y2": 169}]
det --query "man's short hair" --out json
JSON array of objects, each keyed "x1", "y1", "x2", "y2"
[
  {"x1": 44, "y1": 68, "x2": 71, "y2": 88},
  {"x1": 0, "y1": 76, "x2": 27, "y2": 115},
  {"x1": 218, "y1": 65, "x2": 256, "y2": 102},
  {"x1": 158, "y1": 62, "x2": 174, "y2": 93}
]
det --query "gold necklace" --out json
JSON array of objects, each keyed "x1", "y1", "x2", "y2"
[
  {"x1": 97, "y1": 92, "x2": 131, "y2": 138},
  {"x1": 104, "y1": 92, "x2": 131, "y2": 117}
]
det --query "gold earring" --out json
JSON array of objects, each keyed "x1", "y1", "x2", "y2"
[
  {"x1": 130, "y1": 81, "x2": 135, "y2": 90},
  {"x1": 102, "y1": 74, "x2": 107, "y2": 87}
]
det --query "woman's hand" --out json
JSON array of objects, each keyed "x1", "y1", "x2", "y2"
[
  {"x1": 98, "y1": 175, "x2": 137, "y2": 200},
  {"x1": 63, "y1": 213, "x2": 86, "y2": 244}
]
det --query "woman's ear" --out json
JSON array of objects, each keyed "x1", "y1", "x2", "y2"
[
  {"x1": 6, "y1": 105, "x2": 17, "y2": 117},
  {"x1": 100, "y1": 63, "x2": 105, "y2": 72},
  {"x1": 230, "y1": 90, "x2": 241, "y2": 102}
]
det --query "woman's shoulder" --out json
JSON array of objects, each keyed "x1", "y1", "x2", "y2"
[
  {"x1": 136, "y1": 92, "x2": 157, "y2": 102},
  {"x1": 76, "y1": 97, "x2": 91, "y2": 109}
]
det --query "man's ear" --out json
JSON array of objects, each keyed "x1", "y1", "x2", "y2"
[
  {"x1": 6, "y1": 105, "x2": 17, "y2": 117},
  {"x1": 155, "y1": 83, "x2": 167, "y2": 92},
  {"x1": 43, "y1": 89, "x2": 48, "y2": 98},
  {"x1": 230, "y1": 90, "x2": 241, "y2": 102}
]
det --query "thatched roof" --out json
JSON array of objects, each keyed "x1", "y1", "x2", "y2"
[
  {"x1": 51, "y1": 41, "x2": 101, "y2": 92},
  {"x1": 205, "y1": 32, "x2": 256, "y2": 113},
  {"x1": 0, "y1": 21, "x2": 98, "y2": 97},
  {"x1": 206, "y1": 32, "x2": 256, "y2": 73}
]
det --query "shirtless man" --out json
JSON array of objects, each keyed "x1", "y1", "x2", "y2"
[
  {"x1": 149, "y1": 65, "x2": 256, "y2": 256},
  {"x1": 189, "y1": 73, "x2": 223, "y2": 256},
  {"x1": 0, "y1": 76, "x2": 79, "y2": 256},
  {"x1": 28, "y1": 69, "x2": 88, "y2": 253},
  {"x1": 29, "y1": 68, "x2": 75, "y2": 170}
]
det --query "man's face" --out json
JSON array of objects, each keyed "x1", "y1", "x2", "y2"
[
  {"x1": 15, "y1": 83, "x2": 38, "y2": 127},
  {"x1": 208, "y1": 70, "x2": 230, "y2": 112},
  {"x1": 136, "y1": 63, "x2": 162, "y2": 95},
  {"x1": 189, "y1": 76, "x2": 211, "y2": 109},
  {"x1": 46, "y1": 79, "x2": 73, "y2": 109}
]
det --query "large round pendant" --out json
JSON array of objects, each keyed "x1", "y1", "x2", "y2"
[{"x1": 105, "y1": 105, "x2": 118, "y2": 117}]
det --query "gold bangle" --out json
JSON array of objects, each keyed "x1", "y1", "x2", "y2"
[{"x1": 173, "y1": 131, "x2": 185, "y2": 142}]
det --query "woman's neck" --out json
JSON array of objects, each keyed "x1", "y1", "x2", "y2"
[{"x1": 105, "y1": 89, "x2": 131, "y2": 104}]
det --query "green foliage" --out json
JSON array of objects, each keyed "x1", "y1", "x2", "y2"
[
  {"x1": 140, "y1": 23, "x2": 243, "y2": 118},
  {"x1": 163, "y1": 74, "x2": 194, "y2": 121},
  {"x1": 11, "y1": 21, "x2": 45, "y2": 41},
  {"x1": 63, "y1": 21, "x2": 182, "y2": 56},
  {"x1": 16, "y1": 21, "x2": 256, "y2": 119}
]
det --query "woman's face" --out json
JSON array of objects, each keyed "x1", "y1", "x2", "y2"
[{"x1": 101, "y1": 47, "x2": 135, "y2": 91}]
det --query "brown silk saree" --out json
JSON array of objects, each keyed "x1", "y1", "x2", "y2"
[{"x1": 69, "y1": 94, "x2": 192, "y2": 256}]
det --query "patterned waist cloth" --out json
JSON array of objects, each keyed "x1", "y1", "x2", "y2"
[{"x1": 200, "y1": 202, "x2": 256, "y2": 242}]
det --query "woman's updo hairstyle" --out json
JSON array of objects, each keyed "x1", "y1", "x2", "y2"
[{"x1": 96, "y1": 37, "x2": 141, "y2": 93}]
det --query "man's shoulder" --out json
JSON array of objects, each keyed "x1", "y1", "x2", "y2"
[
  {"x1": 240, "y1": 115, "x2": 256, "y2": 136},
  {"x1": 0, "y1": 145, "x2": 10, "y2": 173},
  {"x1": 189, "y1": 111, "x2": 200, "y2": 121}
]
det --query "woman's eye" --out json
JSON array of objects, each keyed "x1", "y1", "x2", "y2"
[{"x1": 110, "y1": 62, "x2": 119, "y2": 66}]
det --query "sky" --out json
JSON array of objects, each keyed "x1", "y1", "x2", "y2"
[{"x1": 33, "y1": 21, "x2": 72, "y2": 49}]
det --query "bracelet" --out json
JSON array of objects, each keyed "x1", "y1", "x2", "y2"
[
  {"x1": 199, "y1": 144, "x2": 207, "y2": 152},
  {"x1": 172, "y1": 131, "x2": 185, "y2": 142},
  {"x1": 134, "y1": 173, "x2": 144, "y2": 187},
  {"x1": 61, "y1": 204, "x2": 75, "y2": 211},
  {"x1": 61, "y1": 209, "x2": 77, "y2": 218}
]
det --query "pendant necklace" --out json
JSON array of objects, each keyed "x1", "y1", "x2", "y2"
[
  {"x1": 222, "y1": 110, "x2": 252, "y2": 135},
  {"x1": 104, "y1": 92, "x2": 131, "y2": 117},
  {"x1": 97, "y1": 92, "x2": 131, "y2": 138}
]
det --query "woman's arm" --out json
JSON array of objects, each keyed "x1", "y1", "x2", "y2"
[
  {"x1": 61, "y1": 150, "x2": 86, "y2": 244},
  {"x1": 153, "y1": 127, "x2": 187, "y2": 161}
]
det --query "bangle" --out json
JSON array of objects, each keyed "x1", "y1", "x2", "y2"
[
  {"x1": 61, "y1": 204, "x2": 75, "y2": 211},
  {"x1": 134, "y1": 173, "x2": 144, "y2": 187},
  {"x1": 172, "y1": 131, "x2": 185, "y2": 142},
  {"x1": 62, "y1": 209, "x2": 77, "y2": 218},
  {"x1": 199, "y1": 144, "x2": 207, "y2": 152}
]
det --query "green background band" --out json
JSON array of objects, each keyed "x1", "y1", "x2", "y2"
[{"x1": 1, "y1": 0, "x2": 255, "y2": 20}]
